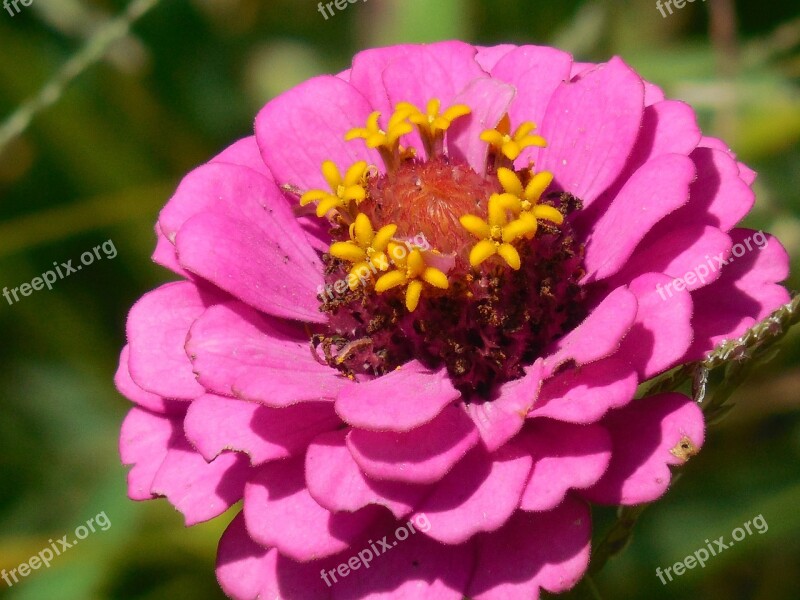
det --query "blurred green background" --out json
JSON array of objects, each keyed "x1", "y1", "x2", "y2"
[{"x1": 0, "y1": 0, "x2": 798, "y2": 598}]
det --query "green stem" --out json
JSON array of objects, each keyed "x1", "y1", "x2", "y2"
[
  {"x1": 588, "y1": 294, "x2": 800, "y2": 580},
  {"x1": 588, "y1": 502, "x2": 651, "y2": 577},
  {"x1": 581, "y1": 574, "x2": 604, "y2": 600},
  {"x1": 0, "y1": 0, "x2": 161, "y2": 154}
]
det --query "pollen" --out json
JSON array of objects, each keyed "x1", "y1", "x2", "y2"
[
  {"x1": 300, "y1": 160, "x2": 370, "y2": 218},
  {"x1": 481, "y1": 114, "x2": 547, "y2": 161}
]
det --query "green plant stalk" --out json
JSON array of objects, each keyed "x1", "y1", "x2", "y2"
[
  {"x1": 0, "y1": 0, "x2": 161, "y2": 155},
  {"x1": 586, "y1": 293, "x2": 800, "y2": 581}
]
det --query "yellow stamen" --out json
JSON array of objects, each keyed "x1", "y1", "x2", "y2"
[
  {"x1": 493, "y1": 167, "x2": 561, "y2": 238},
  {"x1": 374, "y1": 247, "x2": 449, "y2": 312},
  {"x1": 345, "y1": 108, "x2": 415, "y2": 170},
  {"x1": 330, "y1": 242, "x2": 367, "y2": 263},
  {"x1": 460, "y1": 193, "x2": 542, "y2": 270},
  {"x1": 532, "y1": 205, "x2": 564, "y2": 226},
  {"x1": 395, "y1": 99, "x2": 471, "y2": 158},
  {"x1": 405, "y1": 280, "x2": 424, "y2": 312},
  {"x1": 480, "y1": 114, "x2": 547, "y2": 161},
  {"x1": 300, "y1": 160, "x2": 370, "y2": 218},
  {"x1": 374, "y1": 269, "x2": 407, "y2": 292},
  {"x1": 328, "y1": 213, "x2": 398, "y2": 289}
]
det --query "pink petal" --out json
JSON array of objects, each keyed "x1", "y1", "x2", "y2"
[
  {"x1": 348, "y1": 43, "x2": 483, "y2": 162},
  {"x1": 211, "y1": 136, "x2": 331, "y2": 252},
  {"x1": 644, "y1": 80, "x2": 666, "y2": 105},
  {"x1": 537, "y1": 57, "x2": 645, "y2": 207},
  {"x1": 516, "y1": 420, "x2": 611, "y2": 511},
  {"x1": 568, "y1": 62, "x2": 594, "y2": 80},
  {"x1": 331, "y1": 521, "x2": 476, "y2": 600},
  {"x1": 158, "y1": 162, "x2": 256, "y2": 252},
  {"x1": 346, "y1": 405, "x2": 480, "y2": 484},
  {"x1": 221, "y1": 509, "x2": 472, "y2": 600},
  {"x1": 153, "y1": 138, "x2": 276, "y2": 277},
  {"x1": 531, "y1": 358, "x2": 638, "y2": 424},
  {"x1": 151, "y1": 440, "x2": 250, "y2": 526},
  {"x1": 114, "y1": 345, "x2": 185, "y2": 414},
  {"x1": 212, "y1": 136, "x2": 331, "y2": 251},
  {"x1": 738, "y1": 161, "x2": 757, "y2": 186},
  {"x1": 120, "y1": 408, "x2": 181, "y2": 501},
  {"x1": 152, "y1": 221, "x2": 193, "y2": 279},
  {"x1": 216, "y1": 513, "x2": 332, "y2": 600},
  {"x1": 584, "y1": 154, "x2": 695, "y2": 281},
  {"x1": 475, "y1": 44, "x2": 517, "y2": 71},
  {"x1": 306, "y1": 429, "x2": 429, "y2": 518},
  {"x1": 186, "y1": 301, "x2": 346, "y2": 407},
  {"x1": 697, "y1": 136, "x2": 730, "y2": 152},
  {"x1": 211, "y1": 135, "x2": 271, "y2": 176},
  {"x1": 675, "y1": 147, "x2": 756, "y2": 232},
  {"x1": 184, "y1": 393, "x2": 340, "y2": 465},
  {"x1": 574, "y1": 101, "x2": 700, "y2": 238},
  {"x1": 491, "y1": 44, "x2": 572, "y2": 124},
  {"x1": 216, "y1": 512, "x2": 274, "y2": 600},
  {"x1": 632, "y1": 100, "x2": 701, "y2": 166},
  {"x1": 295, "y1": 214, "x2": 333, "y2": 253},
  {"x1": 448, "y1": 78, "x2": 516, "y2": 174},
  {"x1": 335, "y1": 361, "x2": 460, "y2": 432},
  {"x1": 126, "y1": 281, "x2": 223, "y2": 399},
  {"x1": 349, "y1": 44, "x2": 424, "y2": 113},
  {"x1": 488, "y1": 45, "x2": 573, "y2": 167},
  {"x1": 686, "y1": 229, "x2": 790, "y2": 360},
  {"x1": 465, "y1": 359, "x2": 545, "y2": 452},
  {"x1": 255, "y1": 75, "x2": 380, "y2": 190},
  {"x1": 617, "y1": 273, "x2": 694, "y2": 379},
  {"x1": 412, "y1": 444, "x2": 532, "y2": 544},
  {"x1": 381, "y1": 42, "x2": 485, "y2": 115},
  {"x1": 468, "y1": 496, "x2": 591, "y2": 599},
  {"x1": 544, "y1": 286, "x2": 638, "y2": 375},
  {"x1": 583, "y1": 392, "x2": 705, "y2": 505},
  {"x1": 172, "y1": 164, "x2": 325, "y2": 323},
  {"x1": 244, "y1": 456, "x2": 382, "y2": 562},
  {"x1": 601, "y1": 224, "x2": 732, "y2": 292}
]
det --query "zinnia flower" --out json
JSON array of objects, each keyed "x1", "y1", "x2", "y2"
[{"x1": 117, "y1": 42, "x2": 790, "y2": 599}]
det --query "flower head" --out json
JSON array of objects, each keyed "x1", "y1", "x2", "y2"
[{"x1": 118, "y1": 42, "x2": 790, "y2": 600}]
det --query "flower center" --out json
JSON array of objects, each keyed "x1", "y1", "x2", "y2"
[
  {"x1": 360, "y1": 157, "x2": 498, "y2": 259},
  {"x1": 297, "y1": 99, "x2": 587, "y2": 399}
]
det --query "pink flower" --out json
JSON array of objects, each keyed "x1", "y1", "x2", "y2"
[{"x1": 117, "y1": 42, "x2": 790, "y2": 599}]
